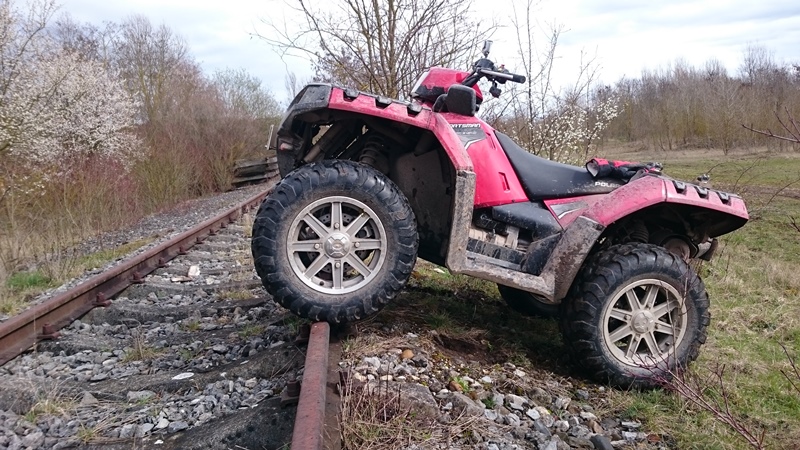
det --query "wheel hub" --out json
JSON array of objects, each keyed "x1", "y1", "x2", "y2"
[
  {"x1": 324, "y1": 232, "x2": 351, "y2": 258},
  {"x1": 631, "y1": 311, "x2": 655, "y2": 334}
]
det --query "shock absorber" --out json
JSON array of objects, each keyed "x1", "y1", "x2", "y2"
[{"x1": 358, "y1": 134, "x2": 390, "y2": 174}]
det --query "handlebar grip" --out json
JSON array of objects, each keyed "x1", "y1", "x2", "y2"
[{"x1": 479, "y1": 68, "x2": 526, "y2": 84}]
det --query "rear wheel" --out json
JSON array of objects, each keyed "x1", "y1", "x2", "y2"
[
  {"x1": 497, "y1": 284, "x2": 559, "y2": 318},
  {"x1": 560, "y1": 243, "x2": 709, "y2": 388},
  {"x1": 251, "y1": 160, "x2": 418, "y2": 323}
]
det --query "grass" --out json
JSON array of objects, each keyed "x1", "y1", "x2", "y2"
[
  {"x1": 122, "y1": 328, "x2": 163, "y2": 363},
  {"x1": 339, "y1": 373, "x2": 476, "y2": 449},
  {"x1": 0, "y1": 237, "x2": 156, "y2": 316},
  {"x1": 238, "y1": 324, "x2": 265, "y2": 339}
]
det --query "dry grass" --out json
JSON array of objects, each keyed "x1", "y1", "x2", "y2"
[
  {"x1": 0, "y1": 237, "x2": 155, "y2": 316},
  {"x1": 339, "y1": 374, "x2": 480, "y2": 450},
  {"x1": 122, "y1": 327, "x2": 163, "y2": 363}
]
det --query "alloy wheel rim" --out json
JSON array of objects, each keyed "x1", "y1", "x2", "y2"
[
  {"x1": 287, "y1": 196, "x2": 387, "y2": 294},
  {"x1": 601, "y1": 279, "x2": 688, "y2": 367}
]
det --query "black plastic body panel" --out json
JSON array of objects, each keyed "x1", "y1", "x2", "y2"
[
  {"x1": 276, "y1": 84, "x2": 333, "y2": 175},
  {"x1": 491, "y1": 202, "x2": 562, "y2": 238}
]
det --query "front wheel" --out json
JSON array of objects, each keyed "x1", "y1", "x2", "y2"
[
  {"x1": 560, "y1": 243, "x2": 710, "y2": 388},
  {"x1": 251, "y1": 160, "x2": 418, "y2": 323}
]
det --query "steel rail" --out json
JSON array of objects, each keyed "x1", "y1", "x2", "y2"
[
  {"x1": 0, "y1": 184, "x2": 274, "y2": 366},
  {"x1": 291, "y1": 322, "x2": 331, "y2": 450}
]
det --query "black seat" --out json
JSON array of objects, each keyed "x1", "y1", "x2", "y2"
[{"x1": 495, "y1": 132, "x2": 622, "y2": 200}]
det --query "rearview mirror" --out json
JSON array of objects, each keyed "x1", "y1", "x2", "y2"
[{"x1": 482, "y1": 40, "x2": 493, "y2": 57}]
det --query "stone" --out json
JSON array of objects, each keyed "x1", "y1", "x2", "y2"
[
  {"x1": 504, "y1": 413, "x2": 521, "y2": 427},
  {"x1": 567, "y1": 436, "x2": 594, "y2": 449},
  {"x1": 136, "y1": 423, "x2": 154, "y2": 437},
  {"x1": 449, "y1": 392, "x2": 485, "y2": 418},
  {"x1": 89, "y1": 372, "x2": 108, "y2": 382},
  {"x1": 155, "y1": 418, "x2": 170, "y2": 430},
  {"x1": 363, "y1": 356, "x2": 381, "y2": 369},
  {"x1": 377, "y1": 382, "x2": 438, "y2": 417},
  {"x1": 400, "y1": 349, "x2": 414, "y2": 360},
  {"x1": 542, "y1": 439, "x2": 558, "y2": 450},
  {"x1": 127, "y1": 390, "x2": 156, "y2": 403},
  {"x1": 579, "y1": 411, "x2": 598, "y2": 421},
  {"x1": 480, "y1": 376, "x2": 493, "y2": 384},
  {"x1": 492, "y1": 392, "x2": 504, "y2": 406},
  {"x1": 244, "y1": 377, "x2": 258, "y2": 388},
  {"x1": 168, "y1": 421, "x2": 189, "y2": 433},
  {"x1": 80, "y1": 392, "x2": 99, "y2": 406},
  {"x1": 352, "y1": 372, "x2": 367, "y2": 383},
  {"x1": 212, "y1": 344, "x2": 228, "y2": 354},
  {"x1": 622, "y1": 431, "x2": 638, "y2": 441},
  {"x1": 533, "y1": 419, "x2": 552, "y2": 437},
  {"x1": 590, "y1": 435, "x2": 614, "y2": 450},
  {"x1": 555, "y1": 420, "x2": 570, "y2": 432},
  {"x1": 575, "y1": 389, "x2": 590, "y2": 400},
  {"x1": 484, "y1": 409, "x2": 498, "y2": 421},
  {"x1": 620, "y1": 420, "x2": 641, "y2": 430},
  {"x1": 448, "y1": 380, "x2": 463, "y2": 392},
  {"x1": 411, "y1": 355, "x2": 428, "y2": 367},
  {"x1": 554, "y1": 396, "x2": 571, "y2": 410},
  {"x1": 21, "y1": 431, "x2": 44, "y2": 448},
  {"x1": 525, "y1": 408, "x2": 540, "y2": 420},
  {"x1": 513, "y1": 369, "x2": 526, "y2": 378},
  {"x1": 505, "y1": 393, "x2": 526, "y2": 411},
  {"x1": 119, "y1": 424, "x2": 136, "y2": 439}
]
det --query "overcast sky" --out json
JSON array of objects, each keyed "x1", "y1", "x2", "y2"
[{"x1": 63, "y1": 0, "x2": 800, "y2": 103}]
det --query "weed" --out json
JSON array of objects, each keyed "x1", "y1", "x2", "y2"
[
  {"x1": 76, "y1": 425, "x2": 98, "y2": 443},
  {"x1": 5, "y1": 270, "x2": 52, "y2": 291},
  {"x1": 284, "y1": 315, "x2": 307, "y2": 335},
  {"x1": 238, "y1": 324, "x2": 265, "y2": 339},
  {"x1": 339, "y1": 373, "x2": 477, "y2": 449},
  {"x1": 122, "y1": 328, "x2": 162, "y2": 362},
  {"x1": 181, "y1": 320, "x2": 201, "y2": 332},
  {"x1": 424, "y1": 311, "x2": 453, "y2": 330},
  {"x1": 453, "y1": 376, "x2": 470, "y2": 393},
  {"x1": 218, "y1": 289, "x2": 253, "y2": 302}
]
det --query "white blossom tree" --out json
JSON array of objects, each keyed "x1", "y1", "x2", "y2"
[{"x1": 0, "y1": 0, "x2": 140, "y2": 174}]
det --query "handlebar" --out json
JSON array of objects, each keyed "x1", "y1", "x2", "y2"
[{"x1": 479, "y1": 68, "x2": 526, "y2": 84}]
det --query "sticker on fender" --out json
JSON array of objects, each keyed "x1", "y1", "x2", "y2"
[{"x1": 451, "y1": 123, "x2": 486, "y2": 150}]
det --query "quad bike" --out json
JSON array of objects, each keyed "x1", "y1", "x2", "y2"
[{"x1": 251, "y1": 41, "x2": 748, "y2": 387}]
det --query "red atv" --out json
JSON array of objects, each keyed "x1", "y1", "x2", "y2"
[{"x1": 251, "y1": 42, "x2": 748, "y2": 387}]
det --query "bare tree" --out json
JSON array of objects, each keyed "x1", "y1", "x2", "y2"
[
  {"x1": 258, "y1": 0, "x2": 494, "y2": 99},
  {"x1": 482, "y1": 0, "x2": 618, "y2": 163},
  {"x1": 111, "y1": 15, "x2": 189, "y2": 124},
  {"x1": 213, "y1": 68, "x2": 281, "y2": 120}
]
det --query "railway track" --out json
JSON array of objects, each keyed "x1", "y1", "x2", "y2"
[{"x1": 0, "y1": 181, "x2": 340, "y2": 450}]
